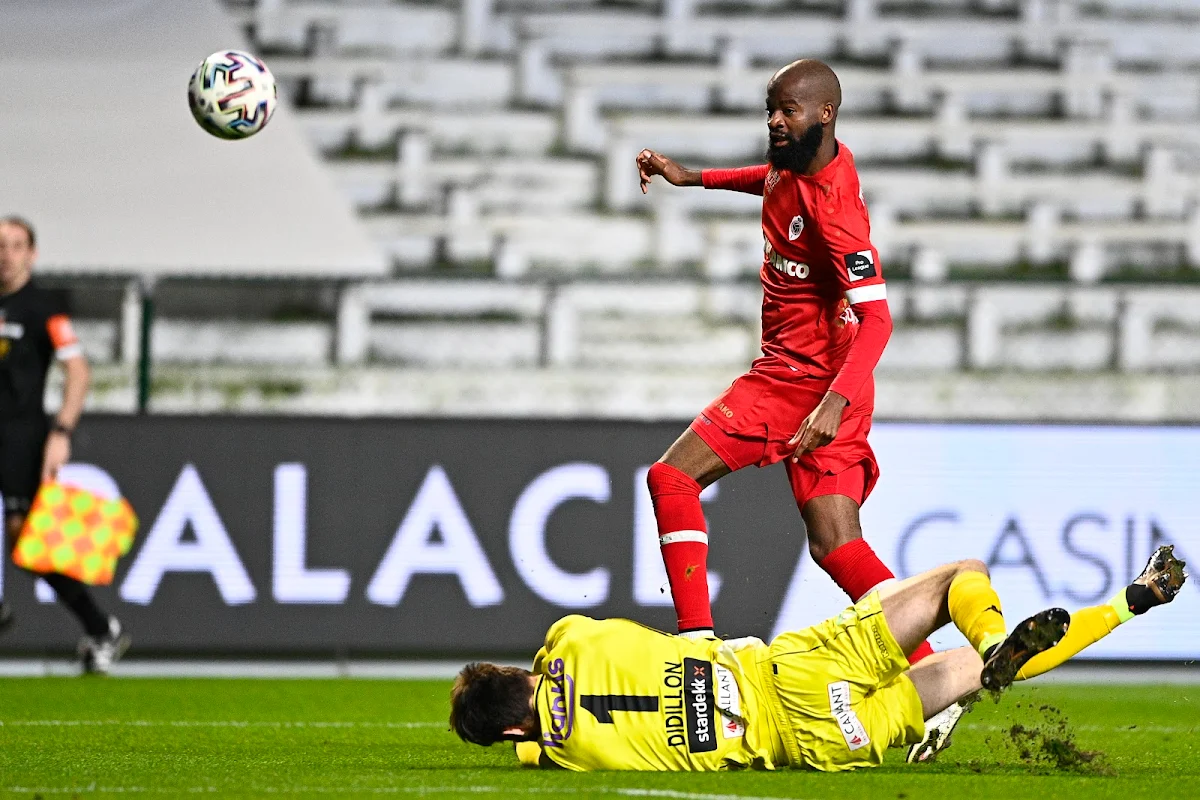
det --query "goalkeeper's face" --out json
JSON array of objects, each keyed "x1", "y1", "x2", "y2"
[{"x1": 450, "y1": 663, "x2": 539, "y2": 746}]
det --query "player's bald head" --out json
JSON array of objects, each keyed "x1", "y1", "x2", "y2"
[
  {"x1": 768, "y1": 59, "x2": 842, "y2": 115},
  {"x1": 763, "y1": 59, "x2": 841, "y2": 174}
]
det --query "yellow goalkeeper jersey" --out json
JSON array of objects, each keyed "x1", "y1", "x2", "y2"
[{"x1": 515, "y1": 615, "x2": 788, "y2": 771}]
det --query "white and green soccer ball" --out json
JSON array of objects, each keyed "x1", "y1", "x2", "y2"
[{"x1": 188, "y1": 50, "x2": 277, "y2": 140}]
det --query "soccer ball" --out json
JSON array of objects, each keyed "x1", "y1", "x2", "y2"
[{"x1": 187, "y1": 50, "x2": 277, "y2": 140}]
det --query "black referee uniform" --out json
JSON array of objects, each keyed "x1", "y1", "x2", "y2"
[{"x1": 1, "y1": 278, "x2": 112, "y2": 639}]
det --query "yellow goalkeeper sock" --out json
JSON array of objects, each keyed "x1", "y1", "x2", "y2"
[
  {"x1": 948, "y1": 570, "x2": 1007, "y2": 658},
  {"x1": 1015, "y1": 591, "x2": 1132, "y2": 681}
]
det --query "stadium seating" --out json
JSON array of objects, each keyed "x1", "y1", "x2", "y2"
[
  {"x1": 62, "y1": 0, "x2": 1200, "y2": 413},
  {"x1": 81, "y1": 277, "x2": 1200, "y2": 379},
  {"x1": 336, "y1": 280, "x2": 549, "y2": 365}
]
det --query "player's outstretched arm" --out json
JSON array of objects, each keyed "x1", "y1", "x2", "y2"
[
  {"x1": 1015, "y1": 545, "x2": 1187, "y2": 681},
  {"x1": 636, "y1": 150, "x2": 702, "y2": 193}
]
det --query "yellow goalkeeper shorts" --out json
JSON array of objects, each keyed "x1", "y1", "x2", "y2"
[{"x1": 760, "y1": 591, "x2": 925, "y2": 771}]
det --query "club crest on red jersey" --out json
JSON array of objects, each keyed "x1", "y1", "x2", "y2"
[{"x1": 788, "y1": 215, "x2": 804, "y2": 241}]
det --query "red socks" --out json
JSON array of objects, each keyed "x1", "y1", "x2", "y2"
[
  {"x1": 818, "y1": 538, "x2": 935, "y2": 664},
  {"x1": 647, "y1": 462, "x2": 713, "y2": 633},
  {"x1": 818, "y1": 537, "x2": 893, "y2": 600},
  {"x1": 906, "y1": 640, "x2": 936, "y2": 663},
  {"x1": 648, "y1": 463, "x2": 935, "y2": 662}
]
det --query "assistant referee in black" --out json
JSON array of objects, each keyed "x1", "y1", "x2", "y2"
[{"x1": 0, "y1": 216, "x2": 127, "y2": 674}]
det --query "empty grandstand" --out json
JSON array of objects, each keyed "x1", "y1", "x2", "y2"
[{"x1": 8, "y1": 0, "x2": 1200, "y2": 418}]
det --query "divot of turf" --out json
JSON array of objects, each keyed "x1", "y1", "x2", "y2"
[{"x1": 987, "y1": 704, "x2": 1113, "y2": 776}]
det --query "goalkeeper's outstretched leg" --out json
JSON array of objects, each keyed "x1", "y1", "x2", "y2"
[
  {"x1": 1016, "y1": 544, "x2": 1187, "y2": 680},
  {"x1": 907, "y1": 545, "x2": 1188, "y2": 763},
  {"x1": 871, "y1": 560, "x2": 1069, "y2": 723}
]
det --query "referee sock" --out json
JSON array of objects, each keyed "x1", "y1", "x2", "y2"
[
  {"x1": 647, "y1": 462, "x2": 713, "y2": 634},
  {"x1": 42, "y1": 573, "x2": 111, "y2": 638},
  {"x1": 947, "y1": 570, "x2": 1007, "y2": 659},
  {"x1": 819, "y1": 538, "x2": 936, "y2": 664}
]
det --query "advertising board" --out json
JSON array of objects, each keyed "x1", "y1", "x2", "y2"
[{"x1": 1, "y1": 418, "x2": 1193, "y2": 659}]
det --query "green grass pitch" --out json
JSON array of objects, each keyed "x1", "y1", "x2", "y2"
[{"x1": 1, "y1": 678, "x2": 1197, "y2": 799}]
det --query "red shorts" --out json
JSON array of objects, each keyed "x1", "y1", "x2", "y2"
[{"x1": 690, "y1": 357, "x2": 880, "y2": 508}]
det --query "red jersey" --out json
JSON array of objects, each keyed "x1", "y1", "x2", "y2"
[{"x1": 701, "y1": 142, "x2": 890, "y2": 402}]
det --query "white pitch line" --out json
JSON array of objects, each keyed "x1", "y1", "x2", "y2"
[
  {"x1": 2, "y1": 659, "x2": 1198, "y2": 683},
  {"x1": 0, "y1": 720, "x2": 444, "y2": 729},
  {"x1": 5, "y1": 719, "x2": 1194, "y2": 736},
  {"x1": 963, "y1": 722, "x2": 1198, "y2": 734},
  {"x1": 0, "y1": 659, "x2": 528, "y2": 680},
  {"x1": 6, "y1": 719, "x2": 1192, "y2": 735},
  {"x1": 7, "y1": 788, "x2": 805, "y2": 800}
]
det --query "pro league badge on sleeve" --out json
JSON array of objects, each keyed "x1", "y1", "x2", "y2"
[{"x1": 843, "y1": 250, "x2": 877, "y2": 282}]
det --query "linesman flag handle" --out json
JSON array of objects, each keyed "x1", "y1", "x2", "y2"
[{"x1": 13, "y1": 482, "x2": 139, "y2": 586}]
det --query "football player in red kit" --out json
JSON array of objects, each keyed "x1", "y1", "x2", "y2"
[{"x1": 636, "y1": 59, "x2": 935, "y2": 664}]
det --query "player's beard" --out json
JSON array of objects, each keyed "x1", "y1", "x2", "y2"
[{"x1": 766, "y1": 120, "x2": 825, "y2": 174}]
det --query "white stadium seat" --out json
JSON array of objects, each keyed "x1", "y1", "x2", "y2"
[
  {"x1": 336, "y1": 280, "x2": 549, "y2": 364},
  {"x1": 252, "y1": 1, "x2": 459, "y2": 55},
  {"x1": 370, "y1": 321, "x2": 543, "y2": 367},
  {"x1": 326, "y1": 157, "x2": 597, "y2": 213},
  {"x1": 271, "y1": 57, "x2": 516, "y2": 108},
  {"x1": 153, "y1": 321, "x2": 333, "y2": 366},
  {"x1": 297, "y1": 107, "x2": 559, "y2": 154},
  {"x1": 72, "y1": 320, "x2": 119, "y2": 365}
]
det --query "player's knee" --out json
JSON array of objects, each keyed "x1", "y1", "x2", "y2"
[
  {"x1": 646, "y1": 461, "x2": 698, "y2": 497},
  {"x1": 802, "y1": 506, "x2": 862, "y2": 564},
  {"x1": 957, "y1": 558, "x2": 989, "y2": 578},
  {"x1": 807, "y1": 531, "x2": 862, "y2": 564},
  {"x1": 646, "y1": 461, "x2": 671, "y2": 494}
]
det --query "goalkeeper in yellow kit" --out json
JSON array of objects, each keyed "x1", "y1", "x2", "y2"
[{"x1": 450, "y1": 545, "x2": 1185, "y2": 772}]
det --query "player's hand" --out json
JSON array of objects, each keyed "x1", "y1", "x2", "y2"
[
  {"x1": 637, "y1": 149, "x2": 701, "y2": 193},
  {"x1": 41, "y1": 431, "x2": 71, "y2": 482},
  {"x1": 788, "y1": 391, "x2": 850, "y2": 461}
]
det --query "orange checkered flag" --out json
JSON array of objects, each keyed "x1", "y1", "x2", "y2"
[{"x1": 12, "y1": 482, "x2": 138, "y2": 586}]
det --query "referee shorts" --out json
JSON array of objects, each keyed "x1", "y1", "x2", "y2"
[
  {"x1": 0, "y1": 416, "x2": 48, "y2": 522},
  {"x1": 757, "y1": 592, "x2": 925, "y2": 771}
]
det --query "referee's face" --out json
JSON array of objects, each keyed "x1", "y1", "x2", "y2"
[{"x1": 0, "y1": 223, "x2": 36, "y2": 293}]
